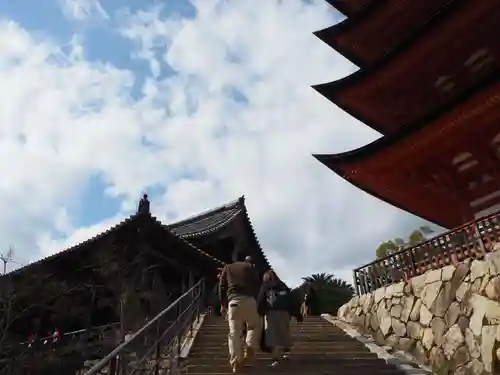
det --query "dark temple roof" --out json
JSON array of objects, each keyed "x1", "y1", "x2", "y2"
[
  {"x1": 168, "y1": 196, "x2": 271, "y2": 270},
  {"x1": 168, "y1": 198, "x2": 242, "y2": 238},
  {"x1": 5, "y1": 212, "x2": 225, "y2": 278},
  {"x1": 6, "y1": 197, "x2": 271, "y2": 280}
]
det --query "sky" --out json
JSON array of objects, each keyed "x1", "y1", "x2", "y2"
[{"x1": 0, "y1": 0, "x2": 433, "y2": 286}]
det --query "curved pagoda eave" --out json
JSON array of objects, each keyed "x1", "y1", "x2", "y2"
[
  {"x1": 314, "y1": 0, "x2": 500, "y2": 136},
  {"x1": 313, "y1": 77, "x2": 500, "y2": 229},
  {"x1": 324, "y1": 0, "x2": 374, "y2": 18},
  {"x1": 315, "y1": 0, "x2": 459, "y2": 69},
  {"x1": 314, "y1": 153, "x2": 458, "y2": 228}
]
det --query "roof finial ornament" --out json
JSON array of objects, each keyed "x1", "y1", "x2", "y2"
[{"x1": 137, "y1": 193, "x2": 150, "y2": 215}]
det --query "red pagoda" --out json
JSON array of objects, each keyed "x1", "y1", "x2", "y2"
[{"x1": 313, "y1": 0, "x2": 500, "y2": 229}]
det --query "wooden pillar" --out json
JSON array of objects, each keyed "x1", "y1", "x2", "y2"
[
  {"x1": 151, "y1": 267, "x2": 169, "y2": 313},
  {"x1": 231, "y1": 237, "x2": 245, "y2": 263},
  {"x1": 85, "y1": 286, "x2": 96, "y2": 330},
  {"x1": 120, "y1": 275, "x2": 145, "y2": 332},
  {"x1": 188, "y1": 269, "x2": 194, "y2": 289},
  {"x1": 119, "y1": 273, "x2": 144, "y2": 375}
]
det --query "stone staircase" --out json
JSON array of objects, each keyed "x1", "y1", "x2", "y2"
[{"x1": 182, "y1": 315, "x2": 408, "y2": 375}]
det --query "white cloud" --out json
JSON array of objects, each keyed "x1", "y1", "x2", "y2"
[
  {"x1": 0, "y1": 1, "x2": 430, "y2": 286},
  {"x1": 59, "y1": 0, "x2": 109, "y2": 21}
]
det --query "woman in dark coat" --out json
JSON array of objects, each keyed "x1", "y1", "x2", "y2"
[
  {"x1": 257, "y1": 270, "x2": 302, "y2": 367},
  {"x1": 302, "y1": 283, "x2": 319, "y2": 316}
]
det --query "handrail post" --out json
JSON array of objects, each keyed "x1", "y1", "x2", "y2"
[
  {"x1": 473, "y1": 219, "x2": 487, "y2": 255},
  {"x1": 83, "y1": 279, "x2": 205, "y2": 375},
  {"x1": 154, "y1": 318, "x2": 160, "y2": 375},
  {"x1": 352, "y1": 270, "x2": 359, "y2": 296}
]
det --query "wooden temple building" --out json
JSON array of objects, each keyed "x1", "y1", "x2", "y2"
[
  {"x1": 313, "y1": 0, "x2": 500, "y2": 229},
  {"x1": 0, "y1": 196, "x2": 271, "y2": 374}
]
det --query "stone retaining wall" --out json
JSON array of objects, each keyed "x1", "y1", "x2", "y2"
[{"x1": 338, "y1": 250, "x2": 500, "y2": 375}]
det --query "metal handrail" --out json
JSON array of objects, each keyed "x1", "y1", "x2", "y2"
[
  {"x1": 13, "y1": 322, "x2": 120, "y2": 346},
  {"x1": 355, "y1": 210, "x2": 500, "y2": 272},
  {"x1": 83, "y1": 278, "x2": 205, "y2": 375},
  {"x1": 353, "y1": 210, "x2": 500, "y2": 294}
]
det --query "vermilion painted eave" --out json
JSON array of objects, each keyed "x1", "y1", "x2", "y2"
[
  {"x1": 312, "y1": 0, "x2": 473, "y2": 136},
  {"x1": 311, "y1": 69, "x2": 500, "y2": 228},
  {"x1": 314, "y1": 68, "x2": 500, "y2": 150},
  {"x1": 324, "y1": 0, "x2": 372, "y2": 18},
  {"x1": 314, "y1": 26, "x2": 366, "y2": 69},
  {"x1": 316, "y1": 0, "x2": 464, "y2": 72},
  {"x1": 312, "y1": 153, "x2": 453, "y2": 229},
  {"x1": 314, "y1": 0, "x2": 384, "y2": 69},
  {"x1": 314, "y1": 71, "x2": 500, "y2": 173},
  {"x1": 323, "y1": 0, "x2": 351, "y2": 17},
  {"x1": 312, "y1": 79, "x2": 387, "y2": 135}
]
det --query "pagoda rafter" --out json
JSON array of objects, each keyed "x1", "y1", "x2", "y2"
[
  {"x1": 314, "y1": 78, "x2": 500, "y2": 228},
  {"x1": 314, "y1": 0, "x2": 500, "y2": 135},
  {"x1": 324, "y1": 0, "x2": 374, "y2": 18},
  {"x1": 316, "y1": 0, "x2": 457, "y2": 69}
]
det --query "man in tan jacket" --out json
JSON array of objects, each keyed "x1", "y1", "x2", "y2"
[{"x1": 219, "y1": 256, "x2": 261, "y2": 373}]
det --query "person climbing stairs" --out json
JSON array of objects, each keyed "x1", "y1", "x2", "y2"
[{"x1": 181, "y1": 315, "x2": 407, "y2": 374}]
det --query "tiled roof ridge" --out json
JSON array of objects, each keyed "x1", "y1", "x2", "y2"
[
  {"x1": 150, "y1": 215, "x2": 225, "y2": 266},
  {"x1": 4, "y1": 212, "x2": 225, "y2": 278},
  {"x1": 238, "y1": 196, "x2": 271, "y2": 270},
  {"x1": 167, "y1": 197, "x2": 243, "y2": 228},
  {"x1": 2, "y1": 213, "x2": 142, "y2": 277}
]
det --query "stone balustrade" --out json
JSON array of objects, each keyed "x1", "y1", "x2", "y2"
[{"x1": 337, "y1": 249, "x2": 500, "y2": 375}]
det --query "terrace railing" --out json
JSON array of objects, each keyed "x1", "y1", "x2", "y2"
[
  {"x1": 0, "y1": 279, "x2": 206, "y2": 375},
  {"x1": 82, "y1": 278, "x2": 205, "y2": 375},
  {"x1": 353, "y1": 211, "x2": 500, "y2": 295}
]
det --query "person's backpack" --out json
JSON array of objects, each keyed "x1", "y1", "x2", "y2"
[{"x1": 266, "y1": 286, "x2": 291, "y2": 310}]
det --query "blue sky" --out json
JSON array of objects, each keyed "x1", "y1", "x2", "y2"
[
  {"x1": 0, "y1": 0, "x2": 191, "y2": 227},
  {"x1": 0, "y1": 0, "x2": 427, "y2": 286}
]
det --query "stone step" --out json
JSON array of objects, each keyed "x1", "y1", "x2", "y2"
[
  {"x1": 193, "y1": 338, "x2": 366, "y2": 345},
  {"x1": 189, "y1": 346, "x2": 369, "y2": 353},
  {"x1": 183, "y1": 364, "x2": 405, "y2": 374},
  {"x1": 190, "y1": 339, "x2": 368, "y2": 346},
  {"x1": 200, "y1": 328, "x2": 343, "y2": 334},
  {"x1": 185, "y1": 373, "x2": 404, "y2": 375},
  {"x1": 188, "y1": 346, "x2": 376, "y2": 354},
  {"x1": 189, "y1": 346, "x2": 372, "y2": 353},
  {"x1": 183, "y1": 357, "x2": 390, "y2": 366},
  {"x1": 188, "y1": 352, "x2": 378, "y2": 359},
  {"x1": 185, "y1": 316, "x2": 403, "y2": 375},
  {"x1": 185, "y1": 370, "x2": 406, "y2": 375},
  {"x1": 195, "y1": 334, "x2": 356, "y2": 341}
]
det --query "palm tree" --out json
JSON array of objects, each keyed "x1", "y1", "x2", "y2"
[
  {"x1": 302, "y1": 273, "x2": 333, "y2": 286},
  {"x1": 296, "y1": 273, "x2": 354, "y2": 314}
]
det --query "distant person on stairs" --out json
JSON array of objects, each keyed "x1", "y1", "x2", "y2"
[
  {"x1": 219, "y1": 256, "x2": 261, "y2": 373},
  {"x1": 302, "y1": 282, "x2": 319, "y2": 316},
  {"x1": 257, "y1": 269, "x2": 303, "y2": 368}
]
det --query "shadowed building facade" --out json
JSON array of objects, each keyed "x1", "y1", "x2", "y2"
[{"x1": 0, "y1": 196, "x2": 273, "y2": 374}]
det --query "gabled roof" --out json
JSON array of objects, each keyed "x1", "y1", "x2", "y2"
[
  {"x1": 4, "y1": 212, "x2": 225, "y2": 279},
  {"x1": 5, "y1": 197, "x2": 271, "y2": 281},
  {"x1": 168, "y1": 196, "x2": 271, "y2": 270},
  {"x1": 168, "y1": 198, "x2": 242, "y2": 238}
]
